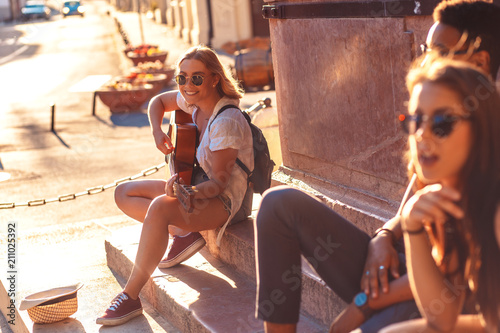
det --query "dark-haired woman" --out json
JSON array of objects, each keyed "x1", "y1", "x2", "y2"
[{"x1": 381, "y1": 59, "x2": 500, "y2": 332}]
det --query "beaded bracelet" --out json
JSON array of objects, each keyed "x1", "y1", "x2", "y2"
[{"x1": 372, "y1": 227, "x2": 396, "y2": 245}]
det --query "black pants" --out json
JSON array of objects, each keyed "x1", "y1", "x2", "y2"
[{"x1": 255, "y1": 186, "x2": 419, "y2": 332}]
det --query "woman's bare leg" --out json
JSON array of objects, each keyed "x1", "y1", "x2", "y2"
[
  {"x1": 114, "y1": 180, "x2": 166, "y2": 222},
  {"x1": 115, "y1": 180, "x2": 190, "y2": 237},
  {"x1": 123, "y1": 194, "x2": 229, "y2": 299},
  {"x1": 380, "y1": 315, "x2": 485, "y2": 333},
  {"x1": 168, "y1": 225, "x2": 190, "y2": 236}
]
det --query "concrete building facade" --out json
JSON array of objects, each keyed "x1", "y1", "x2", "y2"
[{"x1": 145, "y1": 0, "x2": 267, "y2": 48}]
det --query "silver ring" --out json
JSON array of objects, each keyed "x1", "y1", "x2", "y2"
[
  {"x1": 379, "y1": 265, "x2": 385, "y2": 270},
  {"x1": 365, "y1": 271, "x2": 370, "y2": 276}
]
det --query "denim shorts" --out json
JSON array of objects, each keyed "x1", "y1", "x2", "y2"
[
  {"x1": 217, "y1": 193, "x2": 232, "y2": 217},
  {"x1": 193, "y1": 166, "x2": 232, "y2": 217}
]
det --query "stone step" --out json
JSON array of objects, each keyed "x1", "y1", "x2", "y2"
[
  {"x1": 201, "y1": 174, "x2": 395, "y2": 327},
  {"x1": 105, "y1": 225, "x2": 326, "y2": 332},
  {"x1": 105, "y1": 166, "x2": 397, "y2": 330},
  {"x1": 202, "y1": 220, "x2": 347, "y2": 327}
]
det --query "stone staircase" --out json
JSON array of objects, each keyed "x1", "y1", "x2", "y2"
[{"x1": 105, "y1": 172, "x2": 400, "y2": 332}]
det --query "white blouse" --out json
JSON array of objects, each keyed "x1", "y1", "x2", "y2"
[{"x1": 176, "y1": 92, "x2": 254, "y2": 245}]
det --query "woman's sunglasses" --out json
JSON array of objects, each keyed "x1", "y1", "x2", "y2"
[
  {"x1": 398, "y1": 113, "x2": 470, "y2": 138},
  {"x1": 175, "y1": 74, "x2": 205, "y2": 86}
]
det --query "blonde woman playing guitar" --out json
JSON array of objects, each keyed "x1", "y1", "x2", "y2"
[{"x1": 97, "y1": 45, "x2": 253, "y2": 327}]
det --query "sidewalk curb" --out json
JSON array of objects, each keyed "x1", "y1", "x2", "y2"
[{"x1": 0, "y1": 215, "x2": 182, "y2": 333}]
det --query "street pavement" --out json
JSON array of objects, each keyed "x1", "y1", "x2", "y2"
[{"x1": 0, "y1": 4, "x2": 276, "y2": 332}]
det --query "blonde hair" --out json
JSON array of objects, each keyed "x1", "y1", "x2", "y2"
[{"x1": 176, "y1": 45, "x2": 244, "y2": 99}]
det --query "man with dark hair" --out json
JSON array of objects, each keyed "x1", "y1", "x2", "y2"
[
  {"x1": 255, "y1": 2, "x2": 500, "y2": 333},
  {"x1": 424, "y1": 0, "x2": 500, "y2": 79}
]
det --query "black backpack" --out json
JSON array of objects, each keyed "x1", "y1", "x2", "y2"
[{"x1": 210, "y1": 104, "x2": 275, "y2": 195}]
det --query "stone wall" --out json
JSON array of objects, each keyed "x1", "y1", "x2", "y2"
[{"x1": 269, "y1": 4, "x2": 434, "y2": 213}]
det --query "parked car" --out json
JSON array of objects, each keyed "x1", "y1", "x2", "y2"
[
  {"x1": 62, "y1": 0, "x2": 85, "y2": 17},
  {"x1": 21, "y1": 1, "x2": 51, "y2": 21}
]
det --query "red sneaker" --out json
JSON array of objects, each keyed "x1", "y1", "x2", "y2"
[
  {"x1": 158, "y1": 232, "x2": 206, "y2": 268},
  {"x1": 96, "y1": 292, "x2": 142, "y2": 326}
]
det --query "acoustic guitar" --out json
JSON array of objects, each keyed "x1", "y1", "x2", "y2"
[
  {"x1": 165, "y1": 109, "x2": 199, "y2": 213},
  {"x1": 174, "y1": 182, "x2": 198, "y2": 213},
  {"x1": 166, "y1": 109, "x2": 197, "y2": 184},
  {"x1": 167, "y1": 98, "x2": 272, "y2": 213}
]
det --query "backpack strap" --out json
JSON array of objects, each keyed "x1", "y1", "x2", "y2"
[
  {"x1": 209, "y1": 104, "x2": 240, "y2": 131},
  {"x1": 209, "y1": 104, "x2": 252, "y2": 177},
  {"x1": 235, "y1": 158, "x2": 252, "y2": 177}
]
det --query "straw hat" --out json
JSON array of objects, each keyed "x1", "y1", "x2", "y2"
[{"x1": 19, "y1": 283, "x2": 83, "y2": 324}]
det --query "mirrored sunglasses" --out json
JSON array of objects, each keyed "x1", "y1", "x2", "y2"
[
  {"x1": 398, "y1": 113, "x2": 470, "y2": 138},
  {"x1": 420, "y1": 32, "x2": 481, "y2": 57},
  {"x1": 175, "y1": 74, "x2": 205, "y2": 86}
]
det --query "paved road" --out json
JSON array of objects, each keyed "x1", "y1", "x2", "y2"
[
  {"x1": 0, "y1": 1, "x2": 167, "y2": 229},
  {"x1": 0, "y1": 5, "x2": 184, "y2": 331},
  {"x1": 0, "y1": 4, "x2": 277, "y2": 331},
  {"x1": 0, "y1": 2, "x2": 277, "y2": 231}
]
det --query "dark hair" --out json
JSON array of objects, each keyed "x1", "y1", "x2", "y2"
[
  {"x1": 177, "y1": 45, "x2": 244, "y2": 99},
  {"x1": 406, "y1": 59, "x2": 500, "y2": 330},
  {"x1": 433, "y1": 0, "x2": 500, "y2": 79}
]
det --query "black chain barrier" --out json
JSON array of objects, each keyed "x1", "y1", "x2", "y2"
[{"x1": 0, "y1": 162, "x2": 166, "y2": 209}]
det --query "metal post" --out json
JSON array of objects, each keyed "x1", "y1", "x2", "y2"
[
  {"x1": 92, "y1": 91, "x2": 98, "y2": 116},
  {"x1": 50, "y1": 103, "x2": 55, "y2": 132}
]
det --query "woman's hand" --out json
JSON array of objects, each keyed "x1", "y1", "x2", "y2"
[
  {"x1": 402, "y1": 184, "x2": 465, "y2": 275},
  {"x1": 361, "y1": 234, "x2": 400, "y2": 299},
  {"x1": 165, "y1": 173, "x2": 178, "y2": 197},
  {"x1": 153, "y1": 129, "x2": 174, "y2": 155},
  {"x1": 401, "y1": 184, "x2": 464, "y2": 233},
  {"x1": 401, "y1": 184, "x2": 467, "y2": 328}
]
